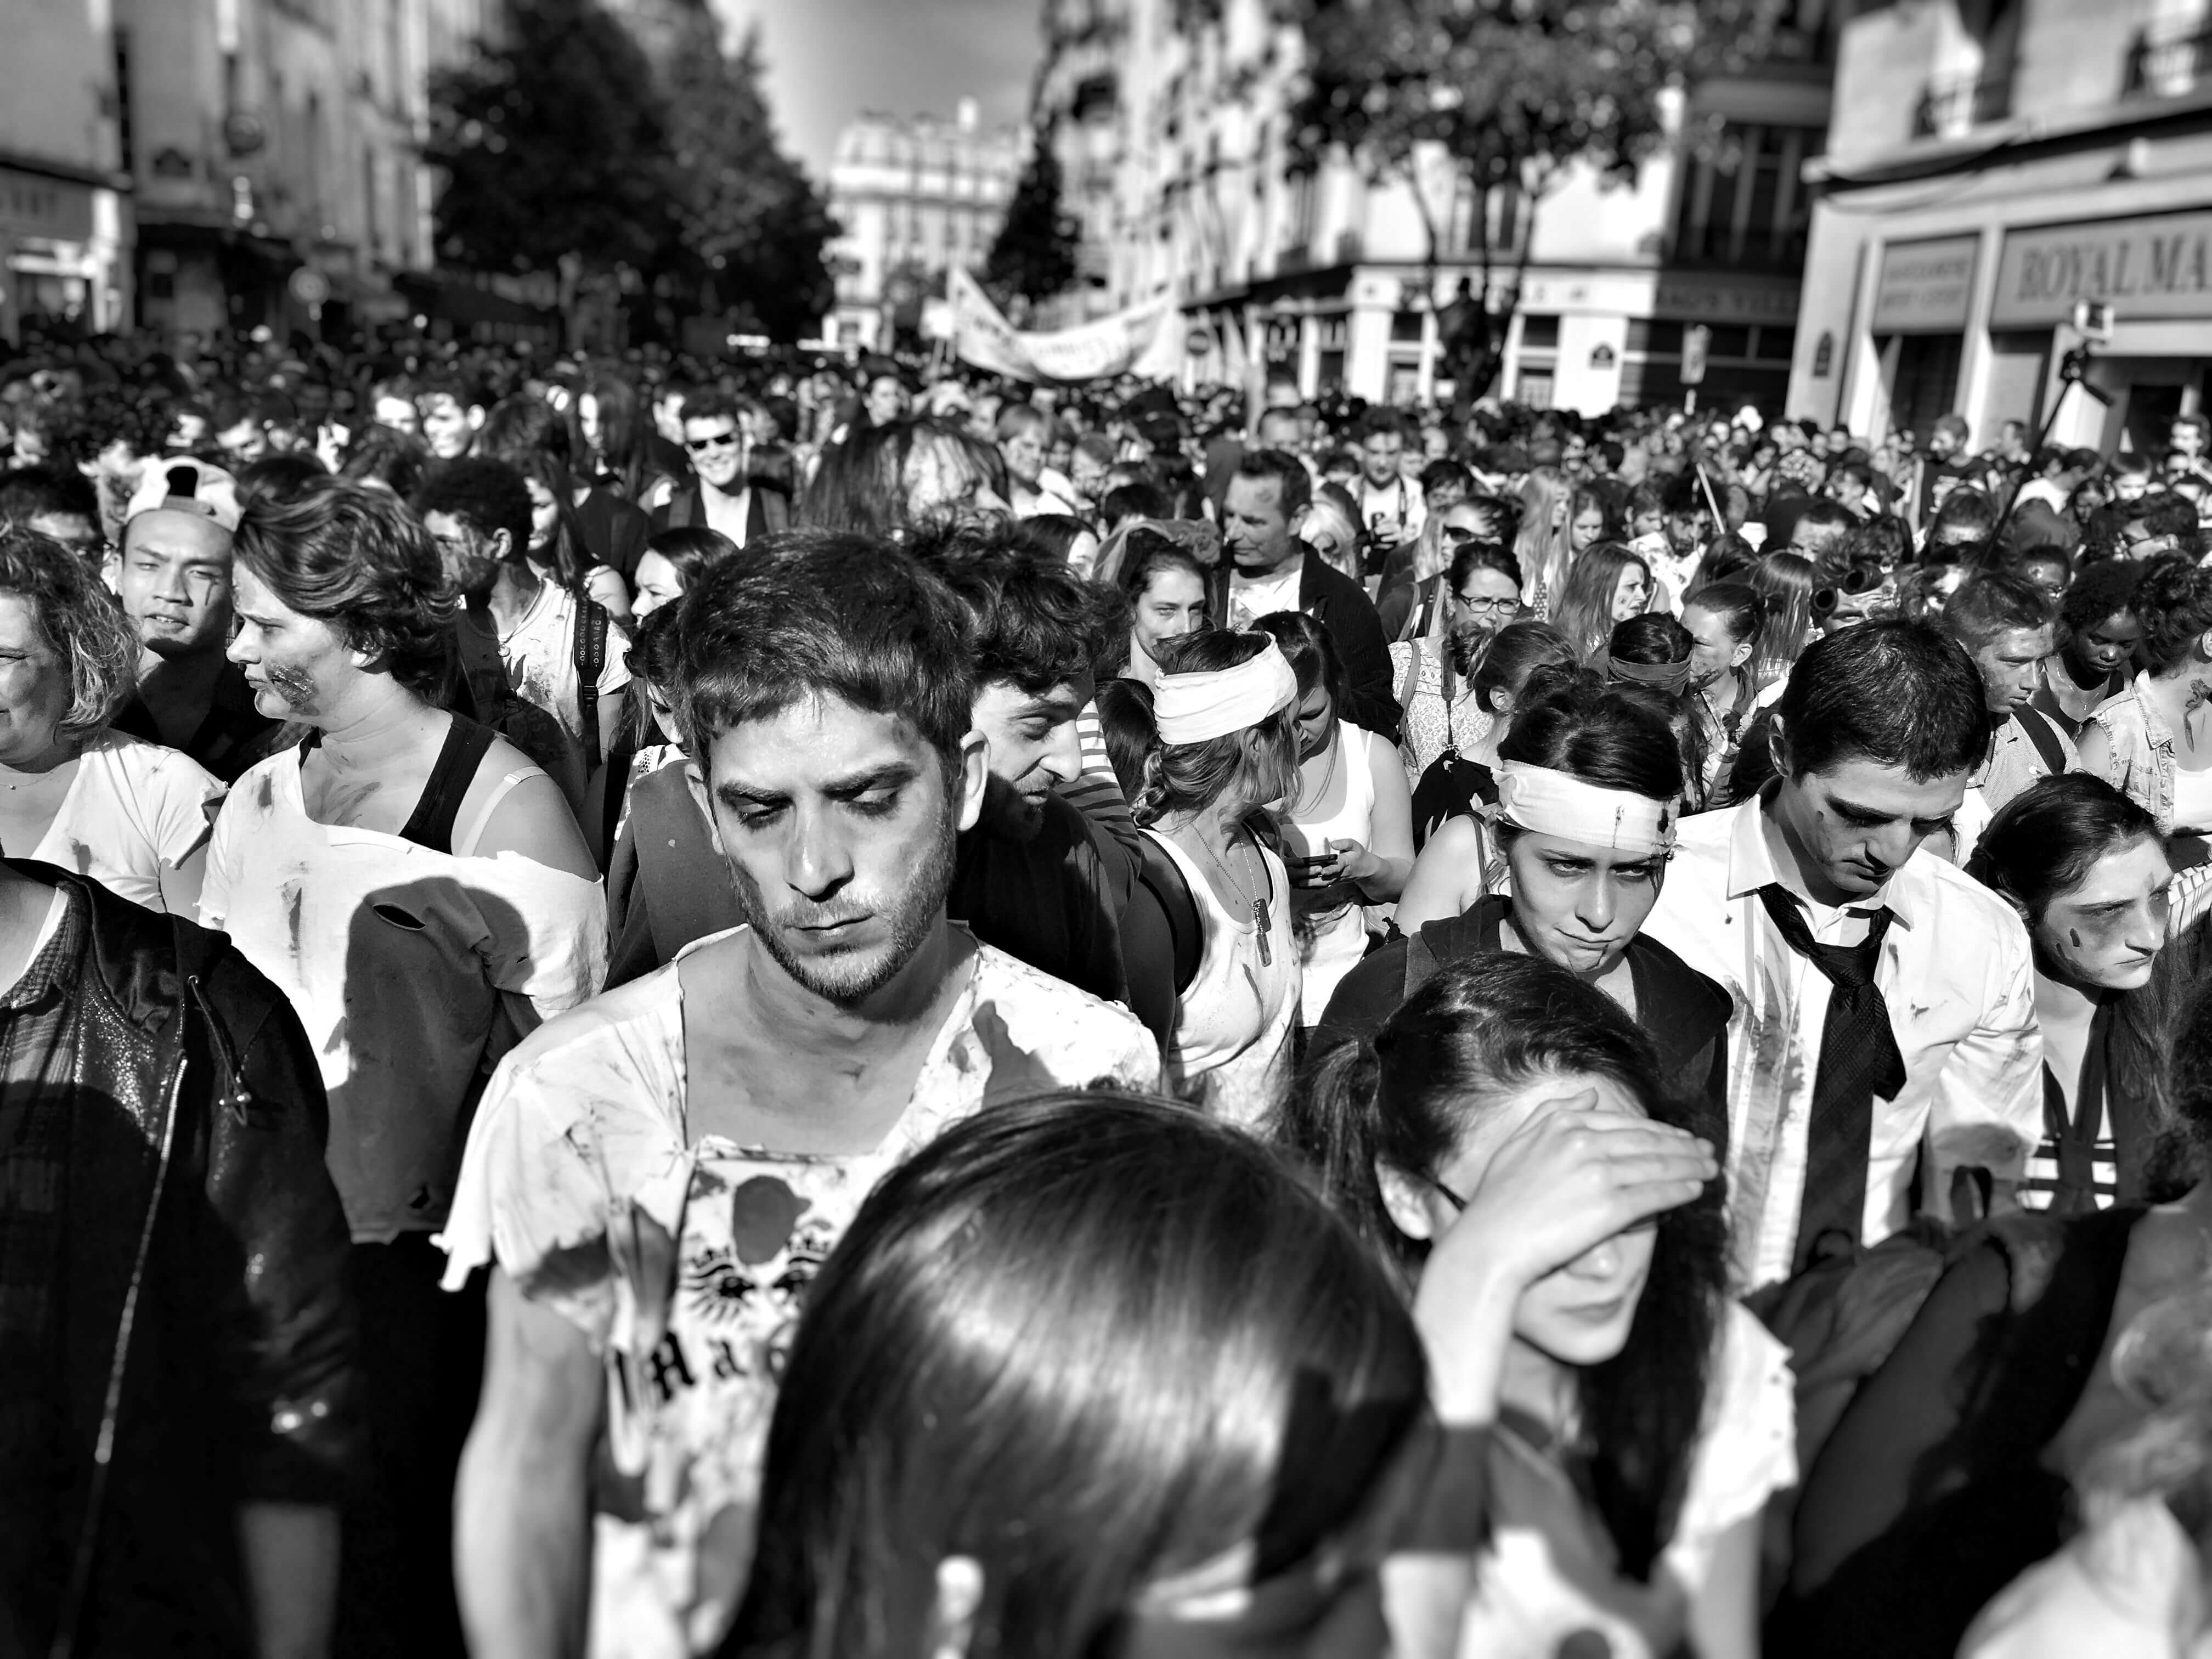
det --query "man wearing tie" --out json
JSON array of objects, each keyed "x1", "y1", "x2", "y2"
[{"x1": 1644, "y1": 622, "x2": 2042, "y2": 1291}]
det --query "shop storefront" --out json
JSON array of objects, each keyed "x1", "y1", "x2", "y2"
[{"x1": 0, "y1": 161, "x2": 127, "y2": 343}]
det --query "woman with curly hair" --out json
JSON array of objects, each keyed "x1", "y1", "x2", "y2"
[
  {"x1": 0, "y1": 526, "x2": 223, "y2": 912},
  {"x1": 2078, "y1": 554, "x2": 2212, "y2": 865},
  {"x1": 198, "y1": 476, "x2": 607, "y2": 1656}
]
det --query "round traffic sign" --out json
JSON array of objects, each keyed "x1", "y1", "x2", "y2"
[{"x1": 289, "y1": 268, "x2": 330, "y2": 306}]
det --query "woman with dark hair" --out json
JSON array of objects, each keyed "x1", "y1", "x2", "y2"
[
  {"x1": 1133, "y1": 629, "x2": 1303, "y2": 1122},
  {"x1": 200, "y1": 476, "x2": 605, "y2": 1658},
  {"x1": 1694, "y1": 531, "x2": 1760, "y2": 589},
  {"x1": 1778, "y1": 910, "x2": 2212, "y2": 1659},
  {"x1": 1287, "y1": 954, "x2": 1780, "y2": 1659},
  {"x1": 799, "y1": 417, "x2": 1009, "y2": 538},
  {"x1": 2033, "y1": 558, "x2": 2141, "y2": 737},
  {"x1": 1015, "y1": 511, "x2": 1099, "y2": 574},
  {"x1": 1331, "y1": 667, "x2": 1731, "y2": 1126},
  {"x1": 1966, "y1": 774, "x2": 2212, "y2": 1210},
  {"x1": 1390, "y1": 536, "x2": 1526, "y2": 782},
  {"x1": 1746, "y1": 550, "x2": 1818, "y2": 687},
  {"x1": 1599, "y1": 612, "x2": 1710, "y2": 810},
  {"x1": 1407, "y1": 618, "x2": 1581, "y2": 843},
  {"x1": 1252, "y1": 611, "x2": 1415, "y2": 1023},
  {"x1": 578, "y1": 370, "x2": 679, "y2": 510},
  {"x1": 0, "y1": 527, "x2": 222, "y2": 912},
  {"x1": 631, "y1": 524, "x2": 740, "y2": 623},
  {"x1": 506, "y1": 445, "x2": 633, "y2": 623},
  {"x1": 1550, "y1": 542, "x2": 1652, "y2": 660},
  {"x1": 1110, "y1": 527, "x2": 1211, "y2": 687},
  {"x1": 723, "y1": 1090, "x2": 1516, "y2": 1659},
  {"x1": 1682, "y1": 582, "x2": 1765, "y2": 795},
  {"x1": 338, "y1": 419, "x2": 431, "y2": 500},
  {"x1": 2079, "y1": 555, "x2": 2212, "y2": 864}
]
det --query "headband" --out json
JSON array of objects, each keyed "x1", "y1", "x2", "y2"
[
  {"x1": 1593, "y1": 649, "x2": 1693, "y2": 695},
  {"x1": 1496, "y1": 761, "x2": 1678, "y2": 855},
  {"x1": 1154, "y1": 640, "x2": 1299, "y2": 746}
]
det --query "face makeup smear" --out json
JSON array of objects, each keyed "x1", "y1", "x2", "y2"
[{"x1": 264, "y1": 664, "x2": 318, "y2": 710}]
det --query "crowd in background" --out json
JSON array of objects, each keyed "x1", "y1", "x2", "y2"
[{"x1": 10, "y1": 321, "x2": 2212, "y2": 1659}]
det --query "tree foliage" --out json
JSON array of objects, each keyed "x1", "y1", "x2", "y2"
[
  {"x1": 430, "y1": 0, "x2": 836, "y2": 342},
  {"x1": 1286, "y1": 0, "x2": 1778, "y2": 397},
  {"x1": 985, "y1": 135, "x2": 1081, "y2": 308},
  {"x1": 658, "y1": 14, "x2": 837, "y2": 340},
  {"x1": 428, "y1": 0, "x2": 679, "y2": 276}
]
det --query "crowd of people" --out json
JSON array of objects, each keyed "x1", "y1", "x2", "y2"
[{"x1": 10, "y1": 323, "x2": 2212, "y2": 1659}]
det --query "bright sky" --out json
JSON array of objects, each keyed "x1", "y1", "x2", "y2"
[{"x1": 710, "y1": 0, "x2": 1042, "y2": 178}]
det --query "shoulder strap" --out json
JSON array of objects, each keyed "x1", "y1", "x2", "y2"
[
  {"x1": 2016, "y1": 706, "x2": 2067, "y2": 775},
  {"x1": 1395, "y1": 641, "x2": 1423, "y2": 715},
  {"x1": 397, "y1": 718, "x2": 499, "y2": 855},
  {"x1": 1402, "y1": 923, "x2": 1437, "y2": 1002},
  {"x1": 1133, "y1": 834, "x2": 1204, "y2": 997},
  {"x1": 572, "y1": 597, "x2": 610, "y2": 778},
  {"x1": 448, "y1": 609, "x2": 509, "y2": 723}
]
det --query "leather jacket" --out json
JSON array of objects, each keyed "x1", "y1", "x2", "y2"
[{"x1": 14, "y1": 864, "x2": 360, "y2": 1658}]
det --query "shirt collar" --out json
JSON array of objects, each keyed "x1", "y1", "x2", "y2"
[
  {"x1": 0, "y1": 884, "x2": 84, "y2": 1013},
  {"x1": 1725, "y1": 786, "x2": 1918, "y2": 929}
]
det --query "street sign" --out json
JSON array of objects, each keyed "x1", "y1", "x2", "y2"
[
  {"x1": 288, "y1": 268, "x2": 330, "y2": 307},
  {"x1": 1185, "y1": 324, "x2": 1211, "y2": 358},
  {"x1": 1679, "y1": 323, "x2": 1711, "y2": 387},
  {"x1": 2072, "y1": 300, "x2": 2114, "y2": 343}
]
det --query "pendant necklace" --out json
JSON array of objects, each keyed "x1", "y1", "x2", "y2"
[{"x1": 1226, "y1": 832, "x2": 1275, "y2": 967}]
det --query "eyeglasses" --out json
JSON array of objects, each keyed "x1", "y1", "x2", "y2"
[
  {"x1": 1454, "y1": 595, "x2": 1522, "y2": 616},
  {"x1": 684, "y1": 431, "x2": 741, "y2": 453},
  {"x1": 1440, "y1": 524, "x2": 1497, "y2": 545},
  {"x1": 1424, "y1": 1173, "x2": 1467, "y2": 1212}
]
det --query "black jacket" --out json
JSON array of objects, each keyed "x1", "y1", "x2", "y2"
[
  {"x1": 1208, "y1": 544, "x2": 1401, "y2": 743},
  {"x1": 1312, "y1": 896, "x2": 1733, "y2": 1148},
  {"x1": 15, "y1": 865, "x2": 359, "y2": 1658}
]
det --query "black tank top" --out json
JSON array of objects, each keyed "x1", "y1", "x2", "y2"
[{"x1": 298, "y1": 716, "x2": 499, "y2": 855}]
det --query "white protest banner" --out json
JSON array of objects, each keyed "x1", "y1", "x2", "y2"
[{"x1": 949, "y1": 268, "x2": 1175, "y2": 384}]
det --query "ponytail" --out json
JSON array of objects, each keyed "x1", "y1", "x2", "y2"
[{"x1": 1280, "y1": 1038, "x2": 1417, "y2": 1286}]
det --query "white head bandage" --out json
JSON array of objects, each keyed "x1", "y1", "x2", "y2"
[
  {"x1": 1496, "y1": 761, "x2": 1678, "y2": 855},
  {"x1": 1154, "y1": 640, "x2": 1299, "y2": 746}
]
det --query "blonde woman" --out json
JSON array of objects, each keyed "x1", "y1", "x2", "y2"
[{"x1": 1518, "y1": 467, "x2": 1575, "y2": 618}]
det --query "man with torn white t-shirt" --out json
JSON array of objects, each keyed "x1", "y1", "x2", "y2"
[
  {"x1": 442, "y1": 533, "x2": 1158, "y2": 1659},
  {"x1": 419, "y1": 456, "x2": 629, "y2": 821}
]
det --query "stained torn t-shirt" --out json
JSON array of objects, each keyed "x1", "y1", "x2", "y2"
[
  {"x1": 436, "y1": 926, "x2": 1158, "y2": 1659},
  {"x1": 200, "y1": 749, "x2": 608, "y2": 1242}
]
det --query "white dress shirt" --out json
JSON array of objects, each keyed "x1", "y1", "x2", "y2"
[{"x1": 1644, "y1": 793, "x2": 2042, "y2": 1291}]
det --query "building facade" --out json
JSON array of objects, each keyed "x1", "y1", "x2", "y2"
[
  {"x1": 1787, "y1": 0, "x2": 2212, "y2": 455},
  {"x1": 1033, "y1": 0, "x2": 1837, "y2": 413},
  {"x1": 825, "y1": 100, "x2": 1025, "y2": 350},
  {"x1": 0, "y1": 0, "x2": 131, "y2": 343},
  {"x1": 119, "y1": 0, "x2": 483, "y2": 346}
]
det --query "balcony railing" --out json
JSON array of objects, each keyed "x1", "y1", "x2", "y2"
[
  {"x1": 2124, "y1": 23, "x2": 2212, "y2": 98},
  {"x1": 1912, "y1": 70, "x2": 2013, "y2": 138}
]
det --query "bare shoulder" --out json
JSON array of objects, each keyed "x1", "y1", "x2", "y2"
[{"x1": 462, "y1": 737, "x2": 597, "y2": 878}]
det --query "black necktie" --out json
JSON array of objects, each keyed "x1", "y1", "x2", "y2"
[{"x1": 1758, "y1": 885, "x2": 1908, "y2": 1273}]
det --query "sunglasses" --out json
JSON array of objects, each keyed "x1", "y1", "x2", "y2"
[
  {"x1": 684, "y1": 431, "x2": 741, "y2": 453},
  {"x1": 1440, "y1": 524, "x2": 1497, "y2": 545}
]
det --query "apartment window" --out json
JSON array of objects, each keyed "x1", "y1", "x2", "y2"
[
  {"x1": 1672, "y1": 122, "x2": 1816, "y2": 269},
  {"x1": 1520, "y1": 314, "x2": 1561, "y2": 350},
  {"x1": 1392, "y1": 310, "x2": 1425, "y2": 343},
  {"x1": 1283, "y1": 169, "x2": 1317, "y2": 251},
  {"x1": 1444, "y1": 178, "x2": 1525, "y2": 255}
]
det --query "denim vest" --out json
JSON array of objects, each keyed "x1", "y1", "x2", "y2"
[{"x1": 2085, "y1": 674, "x2": 2177, "y2": 833}]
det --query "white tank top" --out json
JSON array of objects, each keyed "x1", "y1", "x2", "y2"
[{"x1": 1143, "y1": 828, "x2": 1299, "y2": 1129}]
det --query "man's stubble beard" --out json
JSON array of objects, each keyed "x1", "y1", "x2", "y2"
[{"x1": 724, "y1": 802, "x2": 961, "y2": 1008}]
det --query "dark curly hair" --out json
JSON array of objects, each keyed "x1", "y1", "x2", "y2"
[
  {"x1": 905, "y1": 516, "x2": 1110, "y2": 696},
  {"x1": 233, "y1": 476, "x2": 456, "y2": 698},
  {"x1": 2130, "y1": 554, "x2": 2212, "y2": 675}
]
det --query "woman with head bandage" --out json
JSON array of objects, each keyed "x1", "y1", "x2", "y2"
[
  {"x1": 1133, "y1": 631, "x2": 1303, "y2": 1126},
  {"x1": 1316, "y1": 666, "x2": 1732, "y2": 1133},
  {"x1": 1596, "y1": 613, "x2": 1711, "y2": 811}
]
